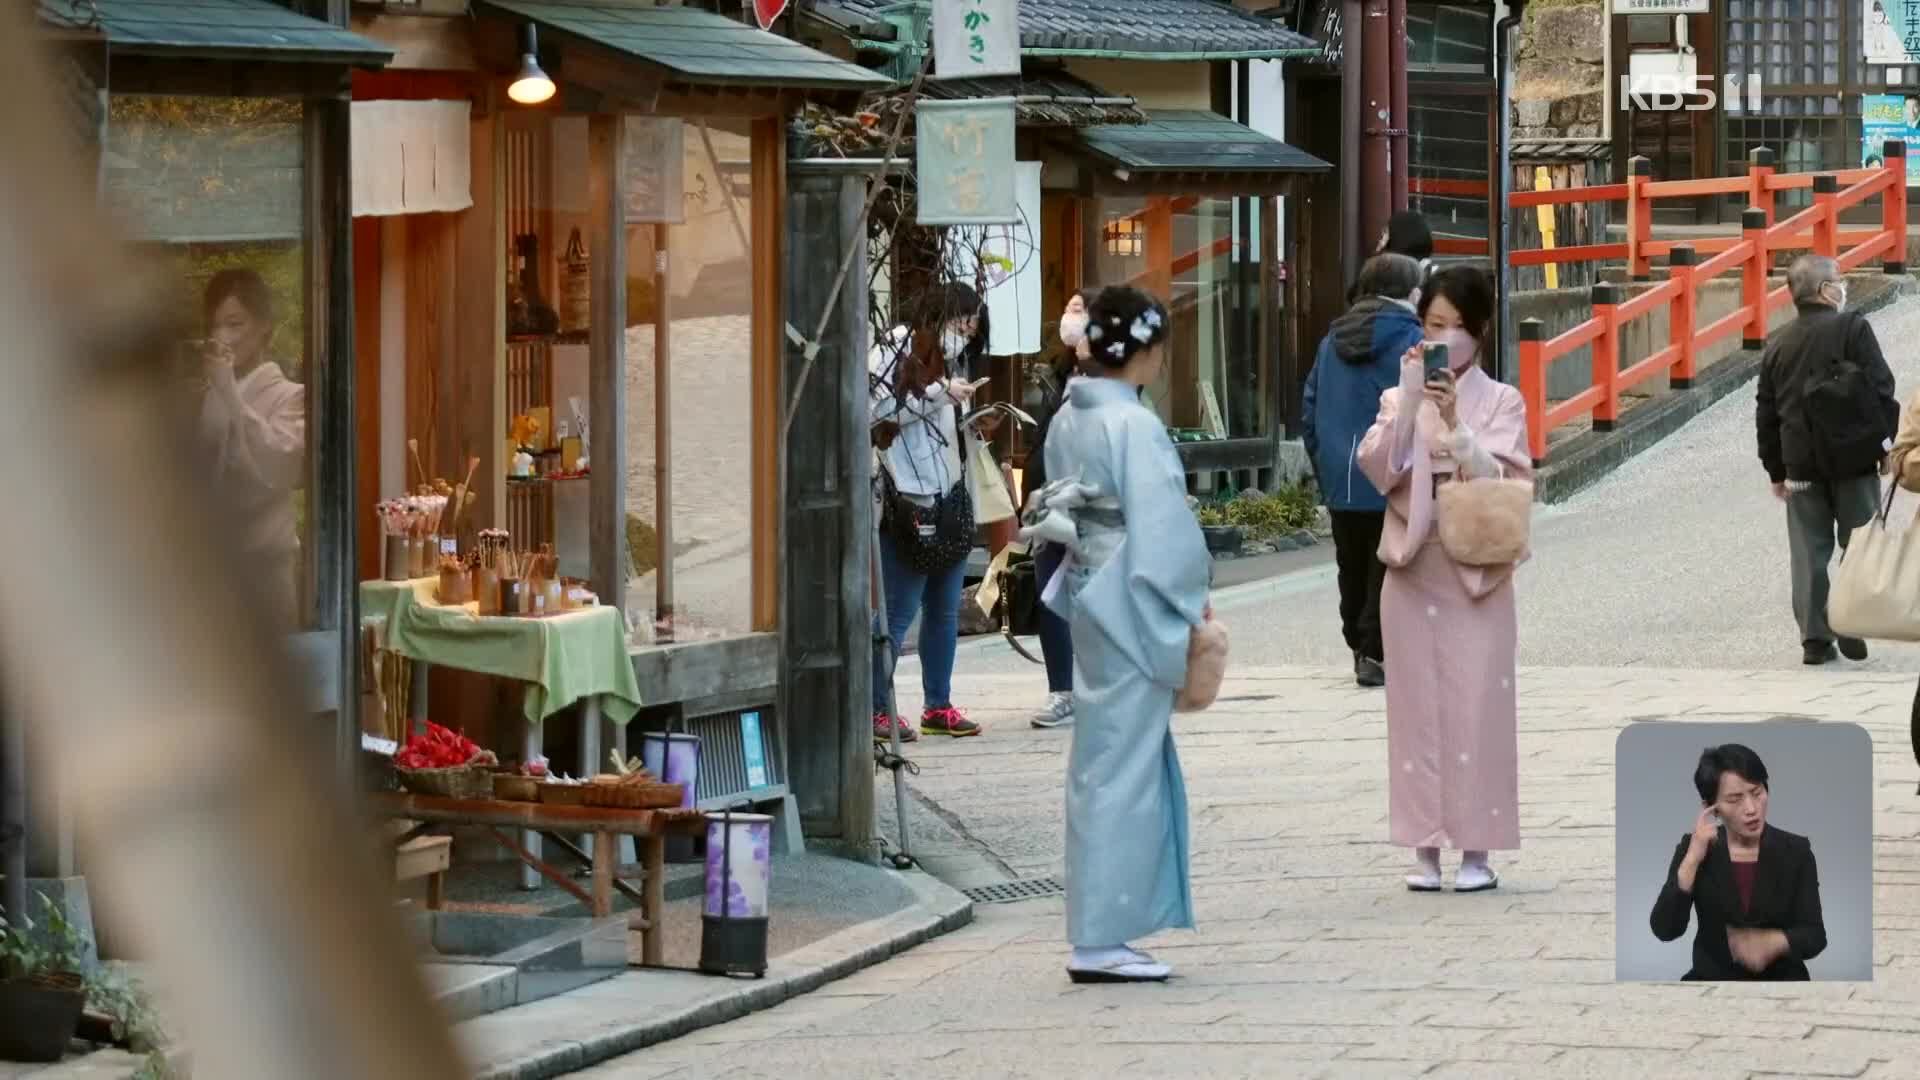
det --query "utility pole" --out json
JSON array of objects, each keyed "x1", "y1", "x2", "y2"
[
  {"x1": 1359, "y1": 0, "x2": 1393, "y2": 259},
  {"x1": 1340, "y1": 0, "x2": 1363, "y2": 283}
]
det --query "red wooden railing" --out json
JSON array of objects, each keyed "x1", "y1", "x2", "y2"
[{"x1": 1512, "y1": 143, "x2": 1910, "y2": 462}]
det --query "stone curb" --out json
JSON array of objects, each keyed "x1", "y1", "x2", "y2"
[
  {"x1": 468, "y1": 871, "x2": 973, "y2": 1080},
  {"x1": 1535, "y1": 273, "x2": 1916, "y2": 504}
]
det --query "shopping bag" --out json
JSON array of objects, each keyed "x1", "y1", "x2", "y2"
[
  {"x1": 968, "y1": 437, "x2": 1016, "y2": 524},
  {"x1": 1830, "y1": 483, "x2": 1920, "y2": 641}
]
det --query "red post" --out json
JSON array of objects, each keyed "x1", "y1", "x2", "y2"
[
  {"x1": 1812, "y1": 174, "x2": 1839, "y2": 258},
  {"x1": 1518, "y1": 318, "x2": 1547, "y2": 463},
  {"x1": 1668, "y1": 244, "x2": 1698, "y2": 388},
  {"x1": 1748, "y1": 146, "x2": 1777, "y2": 228},
  {"x1": 1740, "y1": 206, "x2": 1769, "y2": 351},
  {"x1": 1591, "y1": 281, "x2": 1621, "y2": 432},
  {"x1": 1884, "y1": 138, "x2": 1909, "y2": 275},
  {"x1": 1627, "y1": 156, "x2": 1653, "y2": 281}
]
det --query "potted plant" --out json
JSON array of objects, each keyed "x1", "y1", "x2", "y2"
[{"x1": 0, "y1": 892, "x2": 89, "y2": 1062}]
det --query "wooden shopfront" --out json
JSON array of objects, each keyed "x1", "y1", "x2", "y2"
[{"x1": 347, "y1": 2, "x2": 888, "y2": 851}]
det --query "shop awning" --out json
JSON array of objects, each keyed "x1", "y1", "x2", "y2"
[
  {"x1": 36, "y1": 0, "x2": 393, "y2": 66},
  {"x1": 475, "y1": 1, "x2": 894, "y2": 91},
  {"x1": 1069, "y1": 110, "x2": 1332, "y2": 193},
  {"x1": 812, "y1": 0, "x2": 1321, "y2": 61},
  {"x1": 919, "y1": 70, "x2": 1146, "y2": 127}
]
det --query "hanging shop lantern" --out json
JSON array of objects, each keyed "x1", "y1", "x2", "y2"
[
  {"x1": 639, "y1": 731, "x2": 701, "y2": 810},
  {"x1": 698, "y1": 809, "x2": 772, "y2": 977}
]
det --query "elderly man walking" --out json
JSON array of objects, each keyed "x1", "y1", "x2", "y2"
[{"x1": 1755, "y1": 255, "x2": 1900, "y2": 665}]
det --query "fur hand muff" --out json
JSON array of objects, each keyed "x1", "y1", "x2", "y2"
[{"x1": 1435, "y1": 477, "x2": 1532, "y2": 567}]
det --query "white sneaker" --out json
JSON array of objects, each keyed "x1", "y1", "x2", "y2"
[{"x1": 1031, "y1": 691, "x2": 1075, "y2": 729}]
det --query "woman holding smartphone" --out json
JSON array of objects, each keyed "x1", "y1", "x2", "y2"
[
  {"x1": 1355, "y1": 266, "x2": 1531, "y2": 893},
  {"x1": 1649, "y1": 744, "x2": 1825, "y2": 980}
]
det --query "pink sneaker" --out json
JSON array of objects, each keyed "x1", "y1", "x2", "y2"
[
  {"x1": 873, "y1": 713, "x2": 919, "y2": 743},
  {"x1": 920, "y1": 706, "x2": 983, "y2": 738}
]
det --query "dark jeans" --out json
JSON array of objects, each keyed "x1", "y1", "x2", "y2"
[
  {"x1": 1034, "y1": 543, "x2": 1073, "y2": 694},
  {"x1": 871, "y1": 531, "x2": 967, "y2": 715},
  {"x1": 1329, "y1": 509, "x2": 1387, "y2": 662}
]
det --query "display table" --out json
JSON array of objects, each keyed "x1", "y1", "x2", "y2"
[
  {"x1": 360, "y1": 579, "x2": 644, "y2": 887},
  {"x1": 367, "y1": 793, "x2": 703, "y2": 966}
]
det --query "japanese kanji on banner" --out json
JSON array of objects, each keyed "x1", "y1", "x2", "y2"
[
  {"x1": 1867, "y1": 0, "x2": 1920, "y2": 65},
  {"x1": 914, "y1": 98, "x2": 1018, "y2": 225},
  {"x1": 933, "y1": 0, "x2": 1020, "y2": 79}
]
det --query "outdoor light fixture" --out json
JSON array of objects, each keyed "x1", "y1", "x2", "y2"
[
  {"x1": 507, "y1": 23, "x2": 555, "y2": 105},
  {"x1": 699, "y1": 807, "x2": 772, "y2": 978}
]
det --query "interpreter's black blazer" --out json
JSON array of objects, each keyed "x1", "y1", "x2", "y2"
[{"x1": 1649, "y1": 823, "x2": 1826, "y2": 981}]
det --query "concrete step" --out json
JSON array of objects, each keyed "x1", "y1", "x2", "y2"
[{"x1": 423, "y1": 961, "x2": 520, "y2": 1024}]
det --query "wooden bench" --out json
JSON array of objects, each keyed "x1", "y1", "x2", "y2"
[
  {"x1": 366, "y1": 792, "x2": 705, "y2": 966},
  {"x1": 393, "y1": 833, "x2": 452, "y2": 910}
]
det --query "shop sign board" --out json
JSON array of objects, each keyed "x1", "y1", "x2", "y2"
[
  {"x1": 1863, "y1": 94, "x2": 1920, "y2": 187},
  {"x1": 1615, "y1": 0, "x2": 1709, "y2": 13},
  {"x1": 914, "y1": 97, "x2": 1018, "y2": 225},
  {"x1": 933, "y1": 0, "x2": 1020, "y2": 79}
]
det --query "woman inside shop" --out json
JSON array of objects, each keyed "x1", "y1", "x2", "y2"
[
  {"x1": 1021, "y1": 287, "x2": 1097, "y2": 730},
  {"x1": 1355, "y1": 265, "x2": 1530, "y2": 893},
  {"x1": 1649, "y1": 744, "x2": 1826, "y2": 980},
  {"x1": 869, "y1": 281, "x2": 990, "y2": 741},
  {"x1": 1029, "y1": 285, "x2": 1210, "y2": 983},
  {"x1": 195, "y1": 268, "x2": 306, "y2": 629}
]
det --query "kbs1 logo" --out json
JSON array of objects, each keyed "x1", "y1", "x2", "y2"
[{"x1": 1620, "y1": 73, "x2": 1763, "y2": 112}]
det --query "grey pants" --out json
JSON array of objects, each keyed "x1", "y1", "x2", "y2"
[{"x1": 1787, "y1": 474, "x2": 1882, "y2": 645}]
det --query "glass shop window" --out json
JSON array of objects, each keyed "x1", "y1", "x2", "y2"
[
  {"x1": 1084, "y1": 195, "x2": 1268, "y2": 440},
  {"x1": 104, "y1": 94, "x2": 313, "y2": 633},
  {"x1": 623, "y1": 116, "x2": 760, "y2": 644}
]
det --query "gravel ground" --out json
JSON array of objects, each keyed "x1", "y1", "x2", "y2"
[{"x1": 938, "y1": 290, "x2": 1920, "y2": 683}]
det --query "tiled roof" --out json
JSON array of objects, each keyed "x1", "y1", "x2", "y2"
[
  {"x1": 919, "y1": 69, "x2": 1146, "y2": 126},
  {"x1": 478, "y1": 1, "x2": 893, "y2": 89},
  {"x1": 1074, "y1": 110, "x2": 1331, "y2": 173},
  {"x1": 36, "y1": 0, "x2": 392, "y2": 65},
  {"x1": 818, "y1": 0, "x2": 1319, "y2": 58}
]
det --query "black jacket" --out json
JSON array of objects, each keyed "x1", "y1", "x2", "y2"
[
  {"x1": 1755, "y1": 305, "x2": 1898, "y2": 484},
  {"x1": 1649, "y1": 823, "x2": 1826, "y2": 981}
]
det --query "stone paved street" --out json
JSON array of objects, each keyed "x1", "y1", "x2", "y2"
[{"x1": 575, "y1": 291, "x2": 1920, "y2": 1078}]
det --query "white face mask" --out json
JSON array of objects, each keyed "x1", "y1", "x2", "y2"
[
  {"x1": 1826, "y1": 281, "x2": 1847, "y2": 311},
  {"x1": 1059, "y1": 311, "x2": 1089, "y2": 347},
  {"x1": 1440, "y1": 326, "x2": 1479, "y2": 372},
  {"x1": 941, "y1": 328, "x2": 968, "y2": 360}
]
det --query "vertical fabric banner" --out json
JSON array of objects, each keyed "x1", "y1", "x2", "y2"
[
  {"x1": 914, "y1": 97, "x2": 1017, "y2": 224},
  {"x1": 933, "y1": 0, "x2": 1021, "y2": 79},
  {"x1": 951, "y1": 161, "x2": 1043, "y2": 355}
]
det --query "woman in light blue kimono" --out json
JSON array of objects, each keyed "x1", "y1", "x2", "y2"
[{"x1": 1024, "y1": 285, "x2": 1212, "y2": 983}]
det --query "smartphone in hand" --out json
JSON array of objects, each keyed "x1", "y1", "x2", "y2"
[{"x1": 1422, "y1": 342, "x2": 1450, "y2": 382}]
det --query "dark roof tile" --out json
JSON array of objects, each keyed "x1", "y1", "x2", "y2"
[
  {"x1": 825, "y1": 0, "x2": 1316, "y2": 57},
  {"x1": 36, "y1": 0, "x2": 391, "y2": 64}
]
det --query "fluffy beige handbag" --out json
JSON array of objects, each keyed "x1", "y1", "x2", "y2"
[
  {"x1": 1435, "y1": 475, "x2": 1533, "y2": 566},
  {"x1": 1175, "y1": 615, "x2": 1229, "y2": 713},
  {"x1": 1830, "y1": 484, "x2": 1920, "y2": 641}
]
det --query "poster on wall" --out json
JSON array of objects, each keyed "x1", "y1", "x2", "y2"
[
  {"x1": 1862, "y1": 94, "x2": 1920, "y2": 187},
  {"x1": 623, "y1": 117, "x2": 685, "y2": 224},
  {"x1": 1865, "y1": 0, "x2": 1920, "y2": 65},
  {"x1": 933, "y1": 0, "x2": 1020, "y2": 79},
  {"x1": 914, "y1": 97, "x2": 1018, "y2": 224}
]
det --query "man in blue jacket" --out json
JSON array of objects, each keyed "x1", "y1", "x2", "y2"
[{"x1": 1303, "y1": 253, "x2": 1425, "y2": 688}]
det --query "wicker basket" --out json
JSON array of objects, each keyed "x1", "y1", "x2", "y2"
[
  {"x1": 493, "y1": 774, "x2": 540, "y2": 802},
  {"x1": 396, "y1": 763, "x2": 495, "y2": 800},
  {"x1": 583, "y1": 780, "x2": 685, "y2": 810},
  {"x1": 538, "y1": 782, "x2": 590, "y2": 806}
]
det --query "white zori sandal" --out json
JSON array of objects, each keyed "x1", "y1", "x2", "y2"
[{"x1": 1067, "y1": 946, "x2": 1171, "y2": 984}]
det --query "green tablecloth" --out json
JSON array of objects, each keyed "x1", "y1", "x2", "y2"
[{"x1": 360, "y1": 578, "x2": 641, "y2": 728}]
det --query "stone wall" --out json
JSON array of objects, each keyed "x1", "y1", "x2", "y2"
[{"x1": 1511, "y1": 2, "x2": 1606, "y2": 141}]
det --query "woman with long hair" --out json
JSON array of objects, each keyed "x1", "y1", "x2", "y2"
[
  {"x1": 869, "y1": 281, "x2": 990, "y2": 740},
  {"x1": 1030, "y1": 285, "x2": 1210, "y2": 982},
  {"x1": 1355, "y1": 265, "x2": 1531, "y2": 893}
]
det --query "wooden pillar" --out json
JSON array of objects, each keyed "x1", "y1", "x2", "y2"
[
  {"x1": 779, "y1": 163, "x2": 875, "y2": 849},
  {"x1": 588, "y1": 115, "x2": 628, "y2": 624},
  {"x1": 749, "y1": 118, "x2": 784, "y2": 633}
]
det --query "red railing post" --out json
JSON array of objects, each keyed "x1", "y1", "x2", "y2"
[
  {"x1": 1741, "y1": 206, "x2": 1769, "y2": 351},
  {"x1": 1518, "y1": 317, "x2": 1547, "y2": 463},
  {"x1": 1591, "y1": 281, "x2": 1621, "y2": 431},
  {"x1": 1749, "y1": 146, "x2": 1776, "y2": 228},
  {"x1": 1812, "y1": 173, "x2": 1839, "y2": 258},
  {"x1": 1668, "y1": 244, "x2": 1698, "y2": 388},
  {"x1": 1627, "y1": 155, "x2": 1653, "y2": 281},
  {"x1": 1884, "y1": 138, "x2": 1909, "y2": 275}
]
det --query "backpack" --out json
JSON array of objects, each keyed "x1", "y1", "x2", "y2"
[{"x1": 1805, "y1": 315, "x2": 1894, "y2": 480}]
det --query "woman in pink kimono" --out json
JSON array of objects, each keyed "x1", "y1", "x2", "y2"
[
  {"x1": 197, "y1": 269, "x2": 306, "y2": 629},
  {"x1": 1355, "y1": 266, "x2": 1530, "y2": 893}
]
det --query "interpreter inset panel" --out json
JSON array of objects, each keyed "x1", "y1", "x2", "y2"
[{"x1": 1615, "y1": 720, "x2": 1872, "y2": 982}]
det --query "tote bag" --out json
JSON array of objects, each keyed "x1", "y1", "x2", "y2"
[
  {"x1": 967, "y1": 434, "x2": 1016, "y2": 525},
  {"x1": 1829, "y1": 482, "x2": 1920, "y2": 642}
]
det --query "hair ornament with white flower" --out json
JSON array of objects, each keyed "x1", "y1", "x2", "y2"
[{"x1": 1082, "y1": 285, "x2": 1170, "y2": 369}]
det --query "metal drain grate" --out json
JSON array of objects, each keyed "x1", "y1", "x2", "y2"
[{"x1": 961, "y1": 877, "x2": 1065, "y2": 904}]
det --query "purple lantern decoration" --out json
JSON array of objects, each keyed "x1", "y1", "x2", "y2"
[
  {"x1": 640, "y1": 731, "x2": 701, "y2": 809},
  {"x1": 698, "y1": 809, "x2": 771, "y2": 977}
]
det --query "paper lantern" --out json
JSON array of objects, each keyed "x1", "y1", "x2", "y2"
[
  {"x1": 639, "y1": 731, "x2": 701, "y2": 809},
  {"x1": 699, "y1": 810, "x2": 772, "y2": 977}
]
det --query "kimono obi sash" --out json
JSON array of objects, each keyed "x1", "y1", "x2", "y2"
[{"x1": 1070, "y1": 497, "x2": 1126, "y2": 571}]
